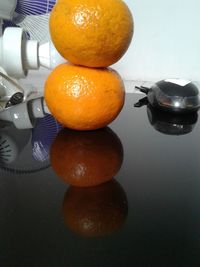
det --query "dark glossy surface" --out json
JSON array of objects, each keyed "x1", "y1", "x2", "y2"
[{"x1": 1, "y1": 93, "x2": 200, "y2": 266}]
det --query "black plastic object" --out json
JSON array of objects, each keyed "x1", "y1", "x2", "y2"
[
  {"x1": 147, "y1": 104, "x2": 198, "y2": 135},
  {"x1": 135, "y1": 79, "x2": 200, "y2": 113},
  {"x1": 5, "y1": 92, "x2": 24, "y2": 108}
]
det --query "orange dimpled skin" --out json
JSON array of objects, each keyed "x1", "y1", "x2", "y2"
[
  {"x1": 44, "y1": 64, "x2": 125, "y2": 130},
  {"x1": 50, "y1": 0, "x2": 134, "y2": 67}
]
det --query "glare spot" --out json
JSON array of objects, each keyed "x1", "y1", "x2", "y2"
[
  {"x1": 72, "y1": 82, "x2": 81, "y2": 97},
  {"x1": 14, "y1": 113, "x2": 19, "y2": 119},
  {"x1": 74, "y1": 163, "x2": 86, "y2": 177},
  {"x1": 74, "y1": 12, "x2": 85, "y2": 25},
  {"x1": 174, "y1": 101, "x2": 180, "y2": 107},
  {"x1": 80, "y1": 218, "x2": 93, "y2": 230}
]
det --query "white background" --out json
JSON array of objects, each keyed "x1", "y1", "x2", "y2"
[
  {"x1": 113, "y1": 0, "x2": 200, "y2": 83},
  {"x1": 23, "y1": 0, "x2": 200, "y2": 92}
]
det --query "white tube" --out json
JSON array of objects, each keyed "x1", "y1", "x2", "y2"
[
  {"x1": 39, "y1": 41, "x2": 65, "y2": 69},
  {"x1": 2, "y1": 27, "x2": 27, "y2": 78},
  {"x1": 24, "y1": 40, "x2": 39, "y2": 69}
]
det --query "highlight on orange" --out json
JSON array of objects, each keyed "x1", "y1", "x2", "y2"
[
  {"x1": 62, "y1": 180, "x2": 128, "y2": 237},
  {"x1": 50, "y1": 127, "x2": 123, "y2": 187}
]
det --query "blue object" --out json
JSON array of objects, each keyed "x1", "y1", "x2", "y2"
[
  {"x1": 31, "y1": 115, "x2": 62, "y2": 162},
  {"x1": 15, "y1": 0, "x2": 56, "y2": 15}
]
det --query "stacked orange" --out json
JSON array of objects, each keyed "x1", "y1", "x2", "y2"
[
  {"x1": 45, "y1": 0, "x2": 134, "y2": 130},
  {"x1": 47, "y1": 1, "x2": 133, "y2": 235}
]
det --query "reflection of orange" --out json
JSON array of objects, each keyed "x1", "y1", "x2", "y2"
[
  {"x1": 50, "y1": 127, "x2": 123, "y2": 187},
  {"x1": 62, "y1": 180, "x2": 128, "y2": 237}
]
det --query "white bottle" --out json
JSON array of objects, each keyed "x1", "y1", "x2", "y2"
[{"x1": 0, "y1": 27, "x2": 65, "y2": 79}]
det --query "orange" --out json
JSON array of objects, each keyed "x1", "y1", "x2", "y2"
[
  {"x1": 50, "y1": 0, "x2": 134, "y2": 67},
  {"x1": 44, "y1": 64, "x2": 125, "y2": 130},
  {"x1": 62, "y1": 180, "x2": 128, "y2": 237},
  {"x1": 50, "y1": 127, "x2": 123, "y2": 187}
]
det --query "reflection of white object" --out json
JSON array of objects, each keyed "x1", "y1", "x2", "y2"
[
  {"x1": 0, "y1": 121, "x2": 50, "y2": 173},
  {"x1": 0, "y1": 27, "x2": 65, "y2": 79},
  {"x1": 0, "y1": 97, "x2": 50, "y2": 129},
  {"x1": 0, "y1": 133, "x2": 18, "y2": 164},
  {"x1": 0, "y1": 122, "x2": 30, "y2": 164}
]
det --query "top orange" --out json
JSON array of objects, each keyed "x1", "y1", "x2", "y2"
[{"x1": 50, "y1": 0, "x2": 134, "y2": 67}]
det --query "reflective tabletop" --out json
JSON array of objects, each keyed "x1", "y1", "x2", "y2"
[{"x1": 1, "y1": 93, "x2": 200, "y2": 267}]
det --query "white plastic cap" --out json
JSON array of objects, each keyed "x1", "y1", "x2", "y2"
[
  {"x1": 39, "y1": 41, "x2": 65, "y2": 69},
  {"x1": 0, "y1": 27, "x2": 27, "y2": 78},
  {"x1": 0, "y1": 27, "x2": 40, "y2": 78},
  {"x1": 0, "y1": 28, "x2": 65, "y2": 79},
  {"x1": 24, "y1": 40, "x2": 39, "y2": 69}
]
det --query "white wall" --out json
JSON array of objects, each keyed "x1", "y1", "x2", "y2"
[
  {"x1": 22, "y1": 0, "x2": 200, "y2": 93},
  {"x1": 113, "y1": 0, "x2": 200, "y2": 83}
]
